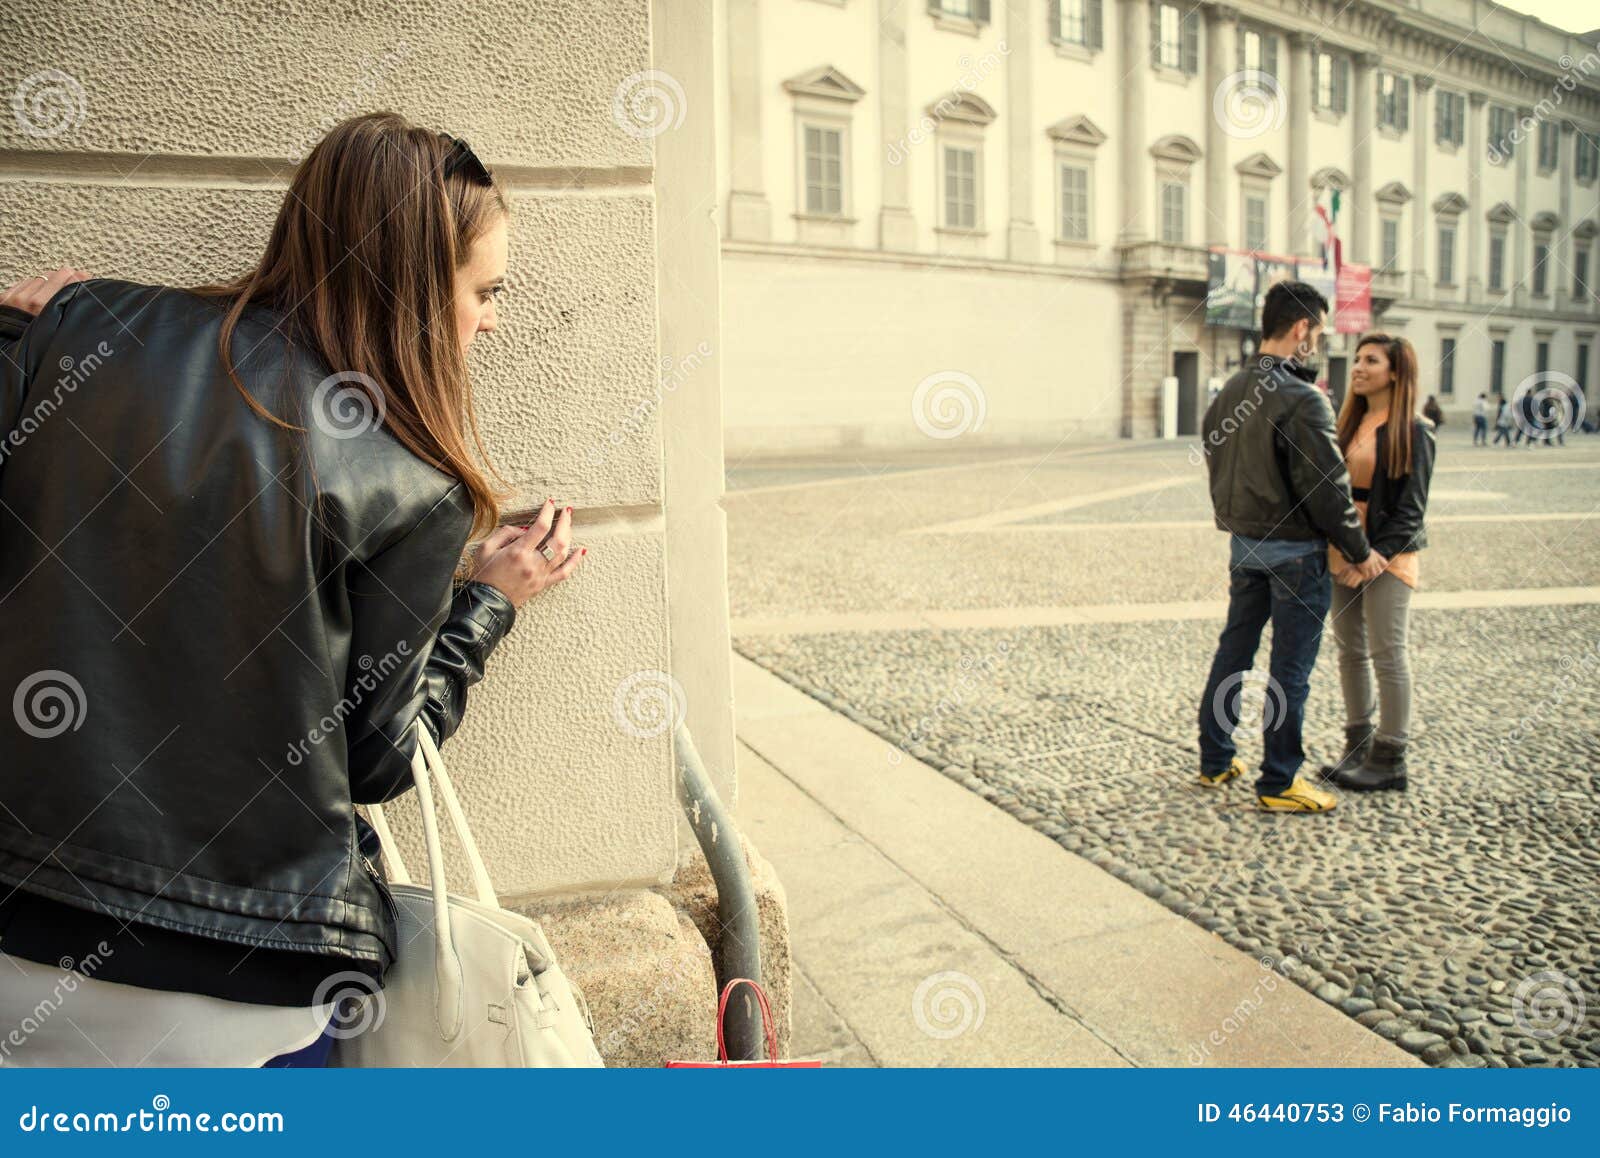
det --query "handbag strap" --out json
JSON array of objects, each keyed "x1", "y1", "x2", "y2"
[
  {"x1": 364, "y1": 722, "x2": 502, "y2": 1042},
  {"x1": 715, "y1": 977, "x2": 779, "y2": 1063},
  {"x1": 365, "y1": 725, "x2": 497, "y2": 907}
]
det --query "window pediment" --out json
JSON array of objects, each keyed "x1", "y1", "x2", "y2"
[
  {"x1": 1046, "y1": 114, "x2": 1108, "y2": 148},
  {"x1": 1234, "y1": 152, "x2": 1282, "y2": 180},
  {"x1": 1375, "y1": 181, "x2": 1412, "y2": 205},
  {"x1": 782, "y1": 65, "x2": 866, "y2": 104},
  {"x1": 1432, "y1": 191, "x2": 1468, "y2": 215},
  {"x1": 1486, "y1": 201, "x2": 1517, "y2": 225},
  {"x1": 1150, "y1": 134, "x2": 1203, "y2": 165},
  {"x1": 1310, "y1": 166, "x2": 1350, "y2": 192},
  {"x1": 1530, "y1": 210, "x2": 1560, "y2": 233},
  {"x1": 926, "y1": 89, "x2": 997, "y2": 126}
]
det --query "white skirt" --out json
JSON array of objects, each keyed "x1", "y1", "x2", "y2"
[{"x1": 0, "y1": 951, "x2": 336, "y2": 1067}]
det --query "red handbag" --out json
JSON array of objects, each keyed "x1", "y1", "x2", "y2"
[{"x1": 667, "y1": 978, "x2": 821, "y2": 1068}]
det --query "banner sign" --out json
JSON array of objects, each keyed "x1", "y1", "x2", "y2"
[
  {"x1": 1295, "y1": 259, "x2": 1338, "y2": 331},
  {"x1": 1252, "y1": 256, "x2": 1297, "y2": 330},
  {"x1": 1335, "y1": 263, "x2": 1373, "y2": 334},
  {"x1": 1205, "y1": 248, "x2": 1256, "y2": 329}
]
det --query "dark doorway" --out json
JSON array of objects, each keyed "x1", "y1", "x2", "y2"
[
  {"x1": 1174, "y1": 351, "x2": 1201, "y2": 436},
  {"x1": 1326, "y1": 356, "x2": 1348, "y2": 411}
]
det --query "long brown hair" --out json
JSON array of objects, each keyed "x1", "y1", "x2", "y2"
[
  {"x1": 194, "y1": 112, "x2": 508, "y2": 538},
  {"x1": 1336, "y1": 332, "x2": 1418, "y2": 477}
]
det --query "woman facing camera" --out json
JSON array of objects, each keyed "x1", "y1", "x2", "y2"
[
  {"x1": 1319, "y1": 334, "x2": 1436, "y2": 793},
  {"x1": 0, "y1": 113, "x2": 584, "y2": 1066}
]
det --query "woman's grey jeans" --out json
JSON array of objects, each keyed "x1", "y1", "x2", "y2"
[{"x1": 1329, "y1": 571, "x2": 1413, "y2": 744}]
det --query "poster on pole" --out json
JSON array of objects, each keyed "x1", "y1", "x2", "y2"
[
  {"x1": 1335, "y1": 263, "x2": 1373, "y2": 334},
  {"x1": 1295, "y1": 259, "x2": 1338, "y2": 331},
  {"x1": 1205, "y1": 249, "x2": 1256, "y2": 328},
  {"x1": 1252, "y1": 255, "x2": 1297, "y2": 329}
]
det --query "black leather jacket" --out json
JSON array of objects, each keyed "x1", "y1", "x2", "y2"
[
  {"x1": 1360, "y1": 417, "x2": 1437, "y2": 558},
  {"x1": 0, "y1": 280, "x2": 515, "y2": 981},
  {"x1": 1201, "y1": 355, "x2": 1372, "y2": 564}
]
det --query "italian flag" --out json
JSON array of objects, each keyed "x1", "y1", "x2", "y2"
[{"x1": 1314, "y1": 190, "x2": 1343, "y2": 274}]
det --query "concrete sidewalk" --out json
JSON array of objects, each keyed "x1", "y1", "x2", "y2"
[{"x1": 732, "y1": 654, "x2": 1417, "y2": 1068}]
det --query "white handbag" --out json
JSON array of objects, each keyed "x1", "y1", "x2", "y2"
[{"x1": 329, "y1": 723, "x2": 603, "y2": 1068}]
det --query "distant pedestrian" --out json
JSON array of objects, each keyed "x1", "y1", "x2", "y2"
[
  {"x1": 1493, "y1": 397, "x2": 1513, "y2": 445},
  {"x1": 1319, "y1": 334, "x2": 1435, "y2": 794},
  {"x1": 1423, "y1": 394, "x2": 1444, "y2": 428},
  {"x1": 1195, "y1": 280, "x2": 1383, "y2": 813},
  {"x1": 1472, "y1": 392, "x2": 1489, "y2": 445}
]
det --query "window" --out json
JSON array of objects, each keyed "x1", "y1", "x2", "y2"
[
  {"x1": 1237, "y1": 25, "x2": 1278, "y2": 82},
  {"x1": 803, "y1": 125, "x2": 843, "y2": 215},
  {"x1": 1150, "y1": 4, "x2": 1197, "y2": 73},
  {"x1": 1439, "y1": 337, "x2": 1457, "y2": 396},
  {"x1": 1381, "y1": 218, "x2": 1399, "y2": 270},
  {"x1": 943, "y1": 145, "x2": 978, "y2": 229},
  {"x1": 1377, "y1": 72, "x2": 1410, "y2": 132},
  {"x1": 1488, "y1": 106, "x2": 1516, "y2": 161},
  {"x1": 1491, "y1": 339, "x2": 1507, "y2": 394},
  {"x1": 1538, "y1": 120, "x2": 1559, "y2": 172},
  {"x1": 1059, "y1": 162, "x2": 1090, "y2": 240},
  {"x1": 1536, "y1": 341, "x2": 1550, "y2": 376},
  {"x1": 1577, "y1": 248, "x2": 1593, "y2": 300},
  {"x1": 1244, "y1": 194, "x2": 1267, "y2": 252},
  {"x1": 1579, "y1": 344, "x2": 1591, "y2": 396},
  {"x1": 1435, "y1": 90, "x2": 1466, "y2": 147},
  {"x1": 1313, "y1": 51, "x2": 1349, "y2": 114},
  {"x1": 1579, "y1": 131, "x2": 1600, "y2": 182},
  {"x1": 931, "y1": 0, "x2": 988, "y2": 19},
  {"x1": 1053, "y1": 0, "x2": 1103, "y2": 48},
  {"x1": 1488, "y1": 231, "x2": 1506, "y2": 291},
  {"x1": 1533, "y1": 242, "x2": 1550, "y2": 297},
  {"x1": 1437, "y1": 225, "x2": 1456, "y2": 285},
  {"x1": 1161, "y1": 181, "x2": 1187, "y2": 244}
]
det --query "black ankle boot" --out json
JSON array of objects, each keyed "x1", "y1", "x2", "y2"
[
  {"x1": 1317, "y1": 724, "x2": 1375, "y2": 782},
  {"x1": 1331, "y1": 738, "x2": 1408, "y2": 791}
]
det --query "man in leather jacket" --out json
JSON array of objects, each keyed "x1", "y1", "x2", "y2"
[
  {"x1": 0, "y1": 272, "x2": 517, "y2": 1004},
  {"x1": 1193, "y1": 280, "x2": 1386, "y2": 813}
]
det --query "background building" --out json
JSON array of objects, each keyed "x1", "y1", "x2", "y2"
[{"x1": 716, "y1": 0, "x2": 1600, "y2": 450}]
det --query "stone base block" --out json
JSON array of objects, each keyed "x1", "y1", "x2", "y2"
[{"x1": 514, "y1": 889, "x2": 718, "y2": 1068}]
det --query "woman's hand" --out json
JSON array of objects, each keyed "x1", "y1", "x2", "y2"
[
  {"x1": 0, "y1": 269, "x2": 92, "y2": 315},
  {"x1": 467, "y1": 499, "x2": 585, "y2": 608}
]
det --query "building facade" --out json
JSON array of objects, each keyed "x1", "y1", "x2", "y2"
[{"x1": 715, "y1": 0, "x2": 1600, "y2": 450}]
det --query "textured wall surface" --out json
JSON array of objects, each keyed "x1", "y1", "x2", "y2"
[{"x1": 0, "y1": 0, "x2": 705, "y2": 894}]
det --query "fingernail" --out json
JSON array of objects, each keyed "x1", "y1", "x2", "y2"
[
  {"x1": 564, "y1": 506, "x2": 572, "y2": 513},
  {"x1": 580, "y1": 548, "x2": 587, "y2": 556}
]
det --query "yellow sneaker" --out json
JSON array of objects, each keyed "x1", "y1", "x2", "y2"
[
  {"x1": 1198, "y1": 757, "x2": 1246, "y2": 788},
  {"x1": 1258, "y1": 776, "x2": 1339, "y2": 812}
]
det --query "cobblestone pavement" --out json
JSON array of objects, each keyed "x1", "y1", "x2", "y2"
[{"x1": 727, "y1": 426, "x2": 1600, "y2": 1067}]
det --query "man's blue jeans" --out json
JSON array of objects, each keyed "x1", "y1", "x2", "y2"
[{"x1": 1198, "y1": 548, "x2": 1332, "y2": 796}]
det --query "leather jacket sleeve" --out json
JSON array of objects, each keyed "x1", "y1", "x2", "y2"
[
  {"x1": 1281, "y1": 389, "x2": 1371, "y2": 564},
  {"x1": 1, "y1": 295, "x2": 74, "y2": 465},
  {"x1": 1370, "y1": 420, "x2": 1436, "y2": 559},
  {"x1": 342, "y1": 485, "x2": 517, "y2": 804}
]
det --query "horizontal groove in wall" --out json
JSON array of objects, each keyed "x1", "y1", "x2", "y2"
[
  {"x1": 497, "y1": 503, "x2": 663, "y2": 538},
  {"x1": 0, "y1": 149, "x2": 653, "y2": 194}
]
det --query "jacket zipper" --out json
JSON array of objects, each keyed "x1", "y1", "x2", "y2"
[{"x1": 361, "y1": 853, "x2": 399, "y2": 924}]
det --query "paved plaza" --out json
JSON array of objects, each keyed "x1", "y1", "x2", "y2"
[{"x1": 727, "y1": 426, "x2": 1600, "y2": 1067}]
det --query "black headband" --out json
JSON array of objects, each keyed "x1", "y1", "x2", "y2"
[{"x1": 439, "y1": 133, "x2": 493, "y2": 187}]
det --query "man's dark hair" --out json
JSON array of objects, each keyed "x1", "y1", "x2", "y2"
[{"x1": 1260, "y1": 279, "x2": 1329, "y2": 340}]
